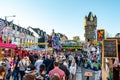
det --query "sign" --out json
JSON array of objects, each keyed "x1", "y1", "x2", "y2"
[
  {"x1": 103, "y1": 39, "x2": 118, "y2": 58},
  {"x1": 97, "y1": 29, "x2": 105, "y2": 41},
  {"x1": 84, "y1": 72, "x2": 93, "y2": 77}
]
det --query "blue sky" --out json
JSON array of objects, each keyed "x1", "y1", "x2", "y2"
[{"x1": 0, "y1": 0, "x2": 120, "y2": 40}]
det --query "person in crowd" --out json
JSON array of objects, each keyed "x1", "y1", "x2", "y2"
[
  {"x1": 29, "y1": 53, "x2": 35, "y2": 65},
  {"x1": 53, "y1": 52, "x2": 59, "y2": 61},
  {"x1": 50, "y1": 74, "x2": 60, "y2": 80},
  {"x1": 59, "y1": 52, "x2": 66, "y2": 60},
  {"x1": 1, "y1": 58, "x2": 10, "y2": 72},
  {"x1": 69, "y1": 59, "x2": 76, "y2": 80},
  {"x1": 10, "y1": 57, "x2": 14, "y2": 73},
  {"x1": 58, "y1": 57, "x2": 70, "y2": 80},
  {"x1": 13, "y1": 56, "x2": 20, "y2": 80},
  {"x1": 93, "y1": 61, "x2": 99, "y2": 71},
  {"x1": 36, "y1": 64, "x2": 49, "y2": 80},
  {"x1": 18, "y1": 56, "x2": 30, "y2": 80},
  {"x1": 23, "y1": 74, "x2": 36, "y2": 80},
  {"x1": 43, "y1": 54, "x2": 54, "y2": 74},
  {"x1": 68, "y1": 53, "x2": 74, "y2": 68},
  {"x1": 77, "y1": 55, "x2": 81, "y2": 67},
  {"x1": 34, "y1": 54, "x2": 43, "y2": 76},
  {"x1": 49, "y1": 61, "x2": 66, "y2": 80},
  {"x1": 63, "y1": 59, "x2": 69, "y2": 69},
  {"x1": 90, "y1": 60, "x2": 95, "y2": 70},
  {"x1": 6, "y1": 68, "x2": 11, "y2": 80},
  {"x1": 0, "y1": 66, "x2": 6, "y2": 80},
  {"x1": 80, "y1": 53, "x2": 84, "y2": 66},
  {"x1": 25, "y1": 64, "x2": 36, "y2": 75},
  {"x1": 113, "y1": 58, "x2": 119, "y2": 67}
]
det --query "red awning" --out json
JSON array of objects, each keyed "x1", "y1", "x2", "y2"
[{"x1": 0, "y1": 42, "x2": 17, "y2": 49}]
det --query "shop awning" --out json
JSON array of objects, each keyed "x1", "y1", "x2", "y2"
[{"x1": 0, "y1": 42, "x2": 17, "y2": 49}]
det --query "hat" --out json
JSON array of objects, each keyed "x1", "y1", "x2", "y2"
[{"x1": 25, "y1": 65, "x2": 36, "y2": 74}]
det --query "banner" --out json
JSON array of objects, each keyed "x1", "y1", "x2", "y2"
[{"x1": 97, "y1": 29, "x2": 105, "y2": 41}]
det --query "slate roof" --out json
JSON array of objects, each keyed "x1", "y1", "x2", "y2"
[{"x1": 0, "y1": 18, "x2": 34, "y2": 36}]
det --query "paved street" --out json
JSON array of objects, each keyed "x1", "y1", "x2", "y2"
[
  {"x1": 76, "y1": 66, "x2": 101, "y2": 80},
  {"x1": 76, "y1": 67, "x2": 82, "y2": 80}
]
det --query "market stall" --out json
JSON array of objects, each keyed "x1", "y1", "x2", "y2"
[{"x1": 0, "y1": 42, "x2": 17, "y2": 60}]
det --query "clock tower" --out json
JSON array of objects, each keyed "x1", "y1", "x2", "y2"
[{"x1": 84, "y1": 12, "x2": 97, "y2": 42}]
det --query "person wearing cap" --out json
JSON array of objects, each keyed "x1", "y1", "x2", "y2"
[{"x1": 25, "y1": 64, "x2": 36, "y2": 75}]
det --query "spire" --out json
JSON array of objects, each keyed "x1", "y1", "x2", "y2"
[
  {"x1": 94, "y1": 15, "x2": 97, "y2": 18},
  {"x1": 88, "y1": 12, "x2": 93, "y2": 21}
]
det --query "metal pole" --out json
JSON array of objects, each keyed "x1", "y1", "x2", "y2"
[{"x1": 86, "y1": 76, "x2": 89, "y2": 80}]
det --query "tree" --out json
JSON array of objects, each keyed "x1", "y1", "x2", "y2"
[
  {"x1": 73, "y1": 36, "x2": 80, "y2": 46},
  {"x1": 73, "y1": 36, "x2": 80, "y2": 41}
]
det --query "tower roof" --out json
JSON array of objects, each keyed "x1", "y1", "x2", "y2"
[{"x1": 88, "y1": 12, "x2": 94, "y2": 21}]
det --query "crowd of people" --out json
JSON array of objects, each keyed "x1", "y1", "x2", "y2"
[
  {"x1": 0, "y1": 42, "x2": 102, "y2": 80},
  {"x1": 0, "y1": 51, "x2": 75, "y2": 80}
]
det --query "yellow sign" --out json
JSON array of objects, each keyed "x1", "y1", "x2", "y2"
[
  {"x1": 62, "y1": 46, "x2": 82, "y2": 49},
  {"x1": 18, "y1": 42, "x2": 48, "y2": 46}
]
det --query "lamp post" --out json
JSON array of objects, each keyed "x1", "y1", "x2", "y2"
[
  {"x1": 5, "y1": 15, "x2": 16, "y2": 23},
  {"x1": 5, "y1": 15, "x2": 16, "y2": 43}
]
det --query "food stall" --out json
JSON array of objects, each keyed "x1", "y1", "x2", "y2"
[{"x1": 0, "y1": 42, "x2": 17, "y2": 60}]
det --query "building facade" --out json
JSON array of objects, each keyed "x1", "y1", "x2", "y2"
[
  {"x1": 0, "y1": 18, "x2": 35, "y2": 48},
  {"x1": 84, "y1": 12, "x2": 97, "y2": 42},
  {"x1": 27, "y1": 27, "x2": 48, "y2": 49}
]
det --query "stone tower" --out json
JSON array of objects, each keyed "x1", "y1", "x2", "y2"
[{"x1": 84, "y1": 12, "x2": 97, "y2": 42}]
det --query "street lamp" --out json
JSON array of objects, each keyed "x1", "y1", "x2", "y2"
[
  {"x1": 5, "y1": 15, "x2": 16, "y2": 20},
  {"x1": 5, "y1": 15, "x2": 16, "y2": 26}
]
